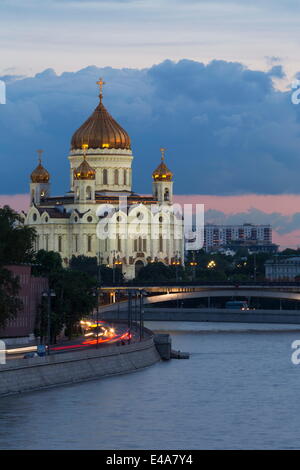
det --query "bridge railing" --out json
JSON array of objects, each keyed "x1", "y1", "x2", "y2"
[{"x1": 100, "y1": 280, "x2": 300, "y2": 288}]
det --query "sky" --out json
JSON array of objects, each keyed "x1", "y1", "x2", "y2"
[{"x1": 1, "y1": 0, "x2": 300, "y2": 247}]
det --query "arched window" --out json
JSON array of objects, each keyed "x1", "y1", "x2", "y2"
[
  {"x1": 123, "y1": 169, "x2": 127, "y2": 185},
  {"x1": 117, "y1": 234, "x2": 121, "y2": 252},
  {"x1": 74, "y1": 235, "x2": 78, "y2": 252},
  {"x1": 31, "y1": 189, "x2": 35, "y2": 203},
  {"x1": 114, "y1": 169, "x2": 119, "y2": 185},
  {"x1": 86, "y1": 186, "x2": 92, "y2": 200},
  {"x1": 159, "y1": 234, "x2": 163, "y2": 252},
  {"x1": 103, "y1": 169, "x2": 108, "y2": 185},
  {"x1": 87, "y1": 235, "x2": 92, "y2": 252},
  {"x1": 58, "y1": 235, "x2": 62, "y2": 252},
  {"x1": 135, "y1": 260, "x2": 144, "y2": 278},
  {"x1": 164, "y1": 188, "x2": 170, "y2": 201}
]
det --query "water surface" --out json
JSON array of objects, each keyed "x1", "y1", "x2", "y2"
[{"x1": 0, "y1": 322, "x2": 300, "y2": 450}]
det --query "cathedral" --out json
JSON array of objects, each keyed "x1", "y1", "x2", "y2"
[{"x1": 24, "y1": 79, "x2": 184, "y2": 280}]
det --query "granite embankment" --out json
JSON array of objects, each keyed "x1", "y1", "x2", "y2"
[
  {"x1": 101, "y1": 307, "x2": 300, "y2": 324},
  {"x1": 0, "y1": 336, "x2": 160, "y2": 397}
]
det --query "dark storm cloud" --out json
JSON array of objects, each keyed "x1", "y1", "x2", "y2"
[{"x1": 0, "y1": 59, "x2": 300, "y2": 196}]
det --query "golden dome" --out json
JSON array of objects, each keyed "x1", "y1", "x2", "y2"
[
  {"x1": 152, "y1": 148, "x2": 173, "y2": 181},
  {"x1": 71, "y1": 78, "x2": 131, "y2": 150},
  {"x1": 74, "y1": 145, "x2": 96, "y2": 180},
  {"x1": 31, "y1": 150, "x2": 50, "y2": 183}
]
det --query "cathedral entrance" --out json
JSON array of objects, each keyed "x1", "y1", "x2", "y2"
[{"x1": 135, "y1": 260, "x2": 144, "y2": 278}]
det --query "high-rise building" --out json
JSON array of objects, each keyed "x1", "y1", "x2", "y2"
[{"x1": 187, "y1": 223, "x2": 277, "y2": 253}]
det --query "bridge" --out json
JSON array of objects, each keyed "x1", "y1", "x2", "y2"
[{"x1": 100, "y1": 281, "x2": 300, "y2": 303}]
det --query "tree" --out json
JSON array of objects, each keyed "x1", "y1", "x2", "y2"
[
  {"x1": 69, "y1": 255, "x2": 124, "y2": 284},
  {"x1": 50, "y1": 269, "x2": 97, "y2": 339},
  {"x1": 0, "y1": 206, "x2": 35, "y2": 328},
  {"x1": 32, "y1": 250, "x2": 63, "y2": 277},
  {"x1": 69, "y1": 255, "x2": 98, "y2": 278},
  {"x1": 0, "y1": 205, "x2": 36, "y2": 265},
  {"x1": 136, "y1": 262, "x2": 174, "y2": 282},
  {"x1": 0, "y1": 267, "x2": 23, "y2": 329}
]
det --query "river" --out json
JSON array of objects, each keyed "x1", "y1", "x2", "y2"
[{"x1": 1, "y1": 321, "x2": 300, "y2": 450}]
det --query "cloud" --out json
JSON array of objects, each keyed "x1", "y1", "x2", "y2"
[
  {"x1": 4, "y1": 192, "x2": 300, "y2": 248},
  {"x1": 268, "y1": 65, "x2": 285, "y2": 79},
  {"x1": 1, "y1": 58, "x2": 300, "y2": 198}
]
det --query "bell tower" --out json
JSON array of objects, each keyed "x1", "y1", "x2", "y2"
[
  {"x1": 73, "y1": 144, "x2": 96, "y2": 203},
  {"x1": 152, "y1": 148, "x2": 173, "y2": 204},
  {"x1": 30, "y1": 149, "x2": 50, "y2": 205}
]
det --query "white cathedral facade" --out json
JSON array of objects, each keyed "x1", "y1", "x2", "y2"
[{"x1": 24, "y1": 79, "x2": 184, "y2": 280}]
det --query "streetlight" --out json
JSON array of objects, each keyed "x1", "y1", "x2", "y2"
[
  {"x1": 189, "y1": 252, "x2": 198, "y2": 281},
  {"x1": 139, "y1": 290, "x2": 147, "y2": 341},
  {"x1": 95, "y1": 252, "x2": 103, "y2": 349},
  {"x1": 42, "y1": 289, "x2": 56, "y2": 355},
  {"x1": 114, "y1": 259, "x2": 122, "y2": 284},
  {"x1": 172, "y1": 251, "x2": 181, "y2": 282},
  {"x1": 207, "y1": 260, "x2": 216, "y2": 269}
]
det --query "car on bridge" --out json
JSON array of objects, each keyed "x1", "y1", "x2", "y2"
[{"x1": 225, "y1": 300, "x2": 249, "y2": 310}]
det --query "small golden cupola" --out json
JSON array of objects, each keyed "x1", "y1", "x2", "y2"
[
  {"x1": 152, "y1": 148, "x2": 173, "y2": 181},
  {"x1": 30, "y1": 149, "x2": 50, "y2": 183},
  {"x1": 71, "y1": 78, "x2": 131, "y2": 150},
  {"x1": 74, "y1": 144, "x2": 96, "y2": 180}
]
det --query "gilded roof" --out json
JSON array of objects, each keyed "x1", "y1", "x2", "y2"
[
  {"x1": 71, "y1": 78, "x2": 131, "y2": 150},
  {"x1": 152, "y1": 148, "x2": 173, "y2": 181},
  {"x1": 74, "y1": 156, "x2": 96, "y2": 180},
  {"x1": 31, "y1": 150, "x2": 50, "y2": 183}
]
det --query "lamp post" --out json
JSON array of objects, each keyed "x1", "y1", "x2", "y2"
[
  {"x1": 42, "y1": 289, "x2": 56, "y2": 355},
  {"x1": 139, "y1": 290, "x2": 146, "y2": 341},
  {"x1": 127, "y1": 289, "x2": 133, "y2": 344},
  {"x1": 114, "y1": 258, "x2": 122, "y2": 285},
  {"x1": 189, "y1": 251, "x2": 198, "y2": 281},
  {"x1": 172, "y1": 251, "x2": 181, "y2": 282},
  {"x1": 95, "y1": 252, "x2": 103, "y2": 349}
]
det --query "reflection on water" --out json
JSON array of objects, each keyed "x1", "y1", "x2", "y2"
[{"x1": 1, "y1": 322, "x2": 300, "y2": 450}]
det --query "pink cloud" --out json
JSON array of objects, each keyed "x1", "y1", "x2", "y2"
[
  {"x1": 2, "y1": 193, "x2": 300, "y2": 249},
  {"x1": 0, "y1": 194, "x2": 30, "y2": 212},
  {"x1": 174, "y1": 194, "x2": 300, "y2": 216}
]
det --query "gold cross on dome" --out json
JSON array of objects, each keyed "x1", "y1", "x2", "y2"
[
  {"x1": 37, "y1": 149, "x2": 43, "y2": 164},
  {"x1": 96, "y1": 77, "x2": 106, "y2": 100},
  {"x1": 82, "y1": 143, "x2": 88, "y2": 159},
  {"x1": 160, "y1": 147, "x2": 166, "y2": 161}
]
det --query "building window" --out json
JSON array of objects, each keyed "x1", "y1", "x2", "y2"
[
  {"x1": 87, "y1": 235, "x2": 92, "y2": 252},
  {"x1": 45, "y1": 234, "x2": 49, "y2": 251},
  {"x1": 103, "y1": 169, "x2": 108, "y2": 185},
  {"x1": 159, "y1": 234, "x2": 163, "y2": 252},
  {"x1": 134, "y1": 237, "x2": 146, "y2": 252},
  {"x1": 124, "y1": 169, "x2": 127, "y2": 185},
  {"x1": 164, "y1": 188, "x2": 170, "y2": 201},
  {"x1": 74, "y1": 235, "x2": 78, "y2": 252},
  {"x1": 86, "y1": 186, "x2": 92, "y2": 200},
  {"x1": 114, "y1": 169, "x2": 119, "y2": 185},
  {"x1": 117, "y1": 234, "x2": 121, "y2": 252},
  {"x1": 58, "y1": 235, "x2": 62, "y2": 252}
]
